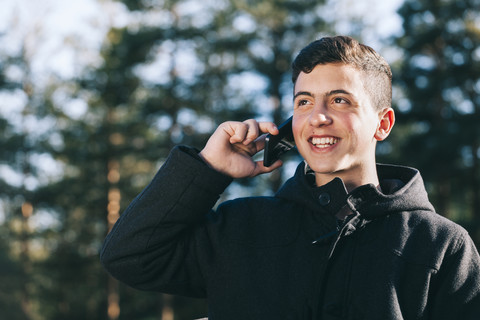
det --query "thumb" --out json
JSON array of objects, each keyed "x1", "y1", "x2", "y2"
[{"x1": 249, "y1": 159, "x2": 283, "y2": 177}]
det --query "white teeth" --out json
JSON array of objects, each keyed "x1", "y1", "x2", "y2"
[{"x1": 311, "y1": 137, "x2": 338, "y2": 148}]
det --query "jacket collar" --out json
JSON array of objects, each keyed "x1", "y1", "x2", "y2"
[{"x1": 275, "y1": 162, "x2": 435, "y2": 219}]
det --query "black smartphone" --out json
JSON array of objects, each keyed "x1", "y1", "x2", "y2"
[{"x1": 263, "y1": 116, "x2": 295, "y2": 167}]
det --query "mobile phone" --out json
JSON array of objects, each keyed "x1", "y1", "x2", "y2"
[{"x1": 263, "y1": 116, "x2": 295, "y2": 167}]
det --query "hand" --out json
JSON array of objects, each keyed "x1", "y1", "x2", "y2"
[{"x1": 199, "y1": 119, "x2": 283, "y2": 178}]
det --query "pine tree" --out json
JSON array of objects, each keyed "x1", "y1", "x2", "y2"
[
  {"x1": 0, "y1": 35, "x2": 62, "y2": 319},
  {"x1": 0, "y1": 41, "x2": 32, "y2": 320},
  {"x1": 392, "y1": 0, "x2": 480, "y2": 244}
]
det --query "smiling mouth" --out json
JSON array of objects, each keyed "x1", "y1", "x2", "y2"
[{"x1": 310, "y1": 137, "x2": 338, "y2": 148}]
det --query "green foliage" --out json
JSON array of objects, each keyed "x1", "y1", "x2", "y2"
[
  {"x1": 390, "y1": 0, "x2": 480, "y2": 241},
  {"x1": 4, "y1": 0, "x2": 479, "y2": 318}
]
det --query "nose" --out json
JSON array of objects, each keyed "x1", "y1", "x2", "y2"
[{"x1": 309, "y1": 103, "x2": 332, "y2": 127}]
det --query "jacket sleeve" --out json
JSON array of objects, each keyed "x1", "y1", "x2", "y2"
[
  {"x1": 430, "y1": 230, "x2": 480, "y2": 319},
  {"x1": 100, "y1": 146, "x2": 232, "y2": 297}
]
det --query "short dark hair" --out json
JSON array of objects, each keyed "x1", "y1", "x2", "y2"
[{"x1": 292, "y1": 36, "x2": 392, "y2": 110}]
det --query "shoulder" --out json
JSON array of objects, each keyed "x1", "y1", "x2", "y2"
[
  {"x1": 394, "y1": 210, "x2": 468, "y2": 243},
  {"x1": 385, "y1": 210, "x2": 471, "y2": 269}
]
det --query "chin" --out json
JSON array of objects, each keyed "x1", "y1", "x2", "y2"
[{"x1": 305, "y1": 162, "x2": 341, "y2": 175}]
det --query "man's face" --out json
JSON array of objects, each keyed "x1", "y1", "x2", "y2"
[{"x1": 292, "y1": 63, "x2": 387, "y2": 188}]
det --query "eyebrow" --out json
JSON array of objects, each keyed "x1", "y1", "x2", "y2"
[
  {"x1": 293, "y1": 89, "x2": 353, "y2": 101},
  {"x1": 293, "y1": 91, "x2": 313, "y2": 100}
]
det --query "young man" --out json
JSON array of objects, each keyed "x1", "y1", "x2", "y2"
[{"x1": 101, "y1": 36, "x2": 480, "y2": 319}]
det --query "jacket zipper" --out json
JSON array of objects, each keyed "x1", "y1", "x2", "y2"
[{"x1": 311, "y1": 212, "x2": 362, "y2": 319}]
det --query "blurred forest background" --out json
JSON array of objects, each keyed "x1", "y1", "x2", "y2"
[{"x1": 1, "y1": 0, "x2": 479, "y2": 319}]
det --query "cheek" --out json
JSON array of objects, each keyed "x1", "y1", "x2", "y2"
[
  {"x1": 292, "y1": 116, "x2": 304, "y2": 143},
  {"x1": 350, "y1": 117, "x2": 379, "y2": 143}
]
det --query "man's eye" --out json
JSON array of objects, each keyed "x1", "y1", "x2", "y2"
[
  {"x1": 297, "y1": 99, "x2": 310, "y2": 106},
  {"x1": 334, "y1": 97, "x2": 347, "y2": 104}
]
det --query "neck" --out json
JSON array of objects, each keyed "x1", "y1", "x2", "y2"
[{"x1": 314, "y1": 164, "x2": 380, "y2": 193}]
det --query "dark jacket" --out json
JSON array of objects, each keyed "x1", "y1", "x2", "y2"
[{"x1": 100, "y1": 146, "x2": 480, "y2": 319}]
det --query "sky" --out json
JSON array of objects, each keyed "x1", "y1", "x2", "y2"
[
  {"x1": 1, "y1": 0, "x2": 404, "y2": 81},
  {"x1": 326, "y1": 0, "x2": 404, "y2": 44},
  {"x1": 0, "y1": 0, "x2": 130, "y2": 193},
  {"x1": 0, "y1": 0, "x2": 129, "y2": 79}
]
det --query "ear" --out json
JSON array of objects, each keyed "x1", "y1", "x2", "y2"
[{"x1": 374, "y1": 107, "x2": 395, "y2": 141}]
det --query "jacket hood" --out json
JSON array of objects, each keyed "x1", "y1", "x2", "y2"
[{"x1": 275, "y1": 162, "x2": 435, "y2": 219}]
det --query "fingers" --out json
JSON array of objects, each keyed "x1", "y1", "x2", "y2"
[
  {"x1": 258, "y1": 121, "x2": 279, "y2": 136},
  {"x1": 201, "y1": 119, "x2": 282, "y2": 178},
  {"x1": 240, "y1": 119, "x2": 260, "y2": 145},
  {"x1": 250, "y1": 159, "x2": 283, "y2": 177},
  {"x1": 227, "y1": 119, "x2": 279, "y2": 146}
]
